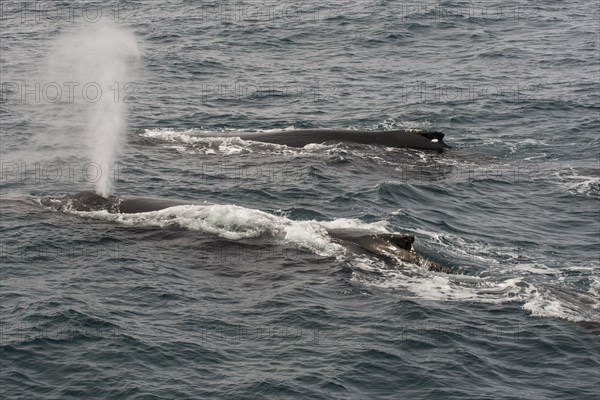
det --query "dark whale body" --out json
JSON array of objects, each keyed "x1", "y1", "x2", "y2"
[
  {"x1": 41, "y1": 190, "x2": 193, "y2": 213},
  {"x1": 39, "y1": 191, "x2": 454, "y2": 273},
  {"x1": 244, "y1": 129, "x2": 450, "y2": 151},
  {"x1": 327, "y1": 229, "x2": 453, "y2": 274},
  {"x1": 120, "y1": 197, "x2": 192, "y2": 213}
]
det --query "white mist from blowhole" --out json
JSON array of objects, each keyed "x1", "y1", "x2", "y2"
[{"x1": 47, "y1": 21, "x2": 141, "y2": 197}]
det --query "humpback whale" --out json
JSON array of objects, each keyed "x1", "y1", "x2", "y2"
[
  {"x1": 39, "y1": 191, "x2": 454, "y2": 273},
  {"x1": 244, "y1": 129, "x2": 450, "y2": 151},
  {"x1": 327, "y1": 229, "x2": 454, "y2": 274}
]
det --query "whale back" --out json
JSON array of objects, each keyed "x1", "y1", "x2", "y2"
[
  {"x1": 39, "y1": 191, "x2": 191, "y2": 213},
  {"x1": 38, "y1": 190, "x2": 120, "y2": 212},
  {"x1": 327, "y1": 230, "x2": 454, "y2": 273},
  {"x1": 327, "y1": 230, "x2": 415, "y2": 255},
  {"x1": 39, "y1": 192, "x2": 454, "y2": 273},
  {"x1": 118, "y1": 197, "x2": 194, "y2": 213},
  {"x1": 246, "y1": 129, "x2": 450, "y2": 150}
]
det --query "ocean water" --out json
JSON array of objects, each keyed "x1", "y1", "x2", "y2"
[{"x1": 1, "y1": 1, "x2": 599, "y2": 399}]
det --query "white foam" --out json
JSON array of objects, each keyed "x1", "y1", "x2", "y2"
[
  {"x1": 74, "y1": 204, "x2": 387, "y2": 257},
  {"x1": 521, "y1": 289, "x2": 599, "y2": 323},
  {"x1": 555, "y1": 166, "x2": 600, "y2": 197},
  {"x1": 359, "y1": 264, "x2": 537, "y2": 303},
  {"x1": 320, "y1": 218, "x2": 390, "y2": 233},
  {"x1": 142, "y1": 128, "x2": 257, "y2": 155},
  {"x1": 254, "y1": 126, "x2": 297, "y2": 133},
  {"x1": 347, "y1": 231, "x2": 598, "y2": 323},
  {"x1": 63, "y1": 198, "x2": 598, "y2": 323},
  {"x1": 565, "y1": 176, "x2": 600, "y2": 197},
  {"x1": 140, "y1": 128, "x2": 316, "y2": 156},
  {"x1": 46, "y1": 21, "x2": 141, "y2": 197}
]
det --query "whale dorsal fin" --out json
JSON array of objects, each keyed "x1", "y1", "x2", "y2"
[
  {"x1": 373, "y1": 234, "x2": 414, "y2": 250},
  {"x1": 416, "y1": 131, "x2": 445, "y2": 141}
]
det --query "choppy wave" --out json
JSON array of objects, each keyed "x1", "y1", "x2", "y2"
[
  {"x1": 560, "y1": 175, "x2": 600, "y2": 197},
  {"x1": 3, "y1": 0, "x2": 600, "y2": 396},
  {"x1": 43, "y1": 201, "x2": 599, "y2": 324},
  {"x1": 65, "y1": 203, "x2": 391, "y2": 258},
  {"x1": 138, "y1": 127, "x2": 430, "y2": 159},
  {"x1": 351, "y1": 229, "x2": 599, "y2": 323}
]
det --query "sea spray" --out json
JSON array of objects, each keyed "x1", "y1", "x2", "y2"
[{"x1": 45, "y1": 21, "x2": 140, "y2": 197}]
